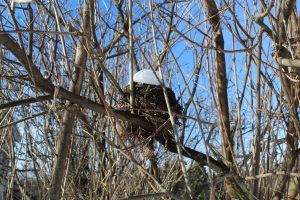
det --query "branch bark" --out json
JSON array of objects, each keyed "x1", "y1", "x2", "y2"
[
  {"x1": 204, "y1": 0, "x2": 253, "y2": 199},
  {"x1": 45, "y1": 1, "x2": 92, "y2": 199},
  {"x1": 0, "y1": 20, "x2": 228, "y2": 177}
]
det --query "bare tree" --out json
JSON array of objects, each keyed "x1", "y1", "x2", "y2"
[{"x1": 0, "y1": 0, "x2": 299, "y2": 199}]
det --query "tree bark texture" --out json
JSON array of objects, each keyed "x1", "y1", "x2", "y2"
[
  {"x1": 45, "y1": 1, "x2": 92, "y2": 199},
  {"x1": 204, "y1": 1, "x2": 253, "y2": 199}
]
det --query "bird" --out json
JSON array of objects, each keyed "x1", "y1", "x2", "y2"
[{"x1": 116, "y1": 69, "x2": 182, "y2": 159}]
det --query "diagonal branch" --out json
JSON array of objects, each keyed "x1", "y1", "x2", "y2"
[
  {"x1": 0, "y1": 28, "x2": 230, "y2": 176},
  {"x1": 0, "y1": 95, "x2": 52, "y2": 110}
]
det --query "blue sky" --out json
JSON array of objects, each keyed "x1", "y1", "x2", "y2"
[{"x1": 1, "y1": 0, "x2": 296, "y2": 174}]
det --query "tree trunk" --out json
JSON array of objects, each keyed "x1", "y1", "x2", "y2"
[
  {"x1": 46, "y1": 1, "x2": 92, "y2": 199},
  {"x1": 204, "y1": 1, "x2": 252, "y2": 199}
]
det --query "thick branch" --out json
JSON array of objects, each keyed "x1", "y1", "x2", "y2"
[
  {"x1": 0, "y1": 32, "x2": 228, "y2": 175},
  {"x1": 0, "y1": 95, "x2": 52, "y2": 110},
  {"x1": 274, "y1": 55, "x2": 300, "y2": 68}
]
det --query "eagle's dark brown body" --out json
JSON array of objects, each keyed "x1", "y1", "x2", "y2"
[
  {"x1": 122, "y1": 83, "x2": 182, "y2": 121},
  {"x1": 116, "y1": 83, "x2": 182, "y2": 157}
]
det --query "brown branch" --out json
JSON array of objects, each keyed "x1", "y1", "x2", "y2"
[
  {"x1": 0, "y1": 95, "x2": 52, "y2": 110},
  {"x1": 274, "y1": 55, "x2": 300, "y2": 68},
  {"x1": 0, "y1": 21, "x2": 228, "y2": 177},
  {"x1": 204, "y1": 1, "x2": 253, "y2": 199}
]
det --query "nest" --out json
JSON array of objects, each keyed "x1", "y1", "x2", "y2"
[{"x1": 116, "y1": 83, "x2": 182, "y2": 153}]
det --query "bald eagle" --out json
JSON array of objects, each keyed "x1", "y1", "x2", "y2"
[{"x1": 116, "y1": 70, "x2": 182, "y2": 158}]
